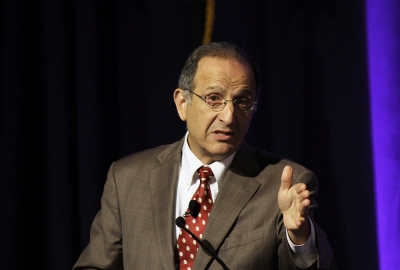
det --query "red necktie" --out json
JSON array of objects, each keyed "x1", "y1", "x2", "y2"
[{"x1": 177, "y1": 166, "x2": 214, "y2": 269}]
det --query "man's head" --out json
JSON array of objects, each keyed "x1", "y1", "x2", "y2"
[
  {"x1": 174, "y1": 42, "x2": 259, "y2": 164},
  {"x1": 178, "y1": 42, "x2": 260, "y2": 102}
]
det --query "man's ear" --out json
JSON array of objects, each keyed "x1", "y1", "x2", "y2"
[{"x1": 173, "y1": 88, "x2": 187, "y2": 121}]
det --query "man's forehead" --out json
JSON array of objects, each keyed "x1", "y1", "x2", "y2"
[
  {"x1": 194, "y1": 57, "x2": 256, "y2": 91},
  {"x1": 195, "y1": 57, "x2": 252, "y2": 78}
]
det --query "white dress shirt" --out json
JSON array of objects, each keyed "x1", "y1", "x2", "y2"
[{"x1": 175, "y1": 133, "x2": 235, "y2": 232}]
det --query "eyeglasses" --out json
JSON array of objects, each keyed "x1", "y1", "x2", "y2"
[{"x1": 185, "y1": 89, "x2": 257, "y2": 113}]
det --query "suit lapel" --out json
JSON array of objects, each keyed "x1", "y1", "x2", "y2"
[
  {"x1": 193, "y1": 142, "x2": 262, "y2": 269},
  {"x1": 148, "y1": 139, "x2": 184, "y2": 270}
]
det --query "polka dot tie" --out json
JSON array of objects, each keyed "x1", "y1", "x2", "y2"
[{"x1": 177, "y1": 166, "x2": 214, "y2": 270}]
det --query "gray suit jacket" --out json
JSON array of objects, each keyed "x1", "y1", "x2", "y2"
[{"x1": 73, "y1": 138, "x2": 336, "y2": 269}]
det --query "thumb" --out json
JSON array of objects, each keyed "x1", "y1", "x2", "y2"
[{"x1": 280, "y1": 166, "x2": 293, "y2": 193}]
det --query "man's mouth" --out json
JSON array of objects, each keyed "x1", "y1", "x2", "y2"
[{"x1": 213, "y1": 131, "x2": 233, "y2": 136}]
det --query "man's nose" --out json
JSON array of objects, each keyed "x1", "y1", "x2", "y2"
[{"x1": 218, "y1": 101, "x2": 235, "y2": 123}]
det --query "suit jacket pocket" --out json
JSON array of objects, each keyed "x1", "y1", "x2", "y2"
[{"x1": 219, "y1": 226, "x2": 267, "y2": 251}]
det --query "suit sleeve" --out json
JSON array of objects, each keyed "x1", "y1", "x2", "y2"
[{"x1": 72, "y1": 162, "x2": 124, "y2": 270}]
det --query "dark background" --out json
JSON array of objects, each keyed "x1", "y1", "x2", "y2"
[{"x1": 0, "y1": 0, "x2": 377, "y2": 269}]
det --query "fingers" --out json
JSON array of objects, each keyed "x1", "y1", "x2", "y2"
[
  {"x1": 297, "y1": 191, "x2": 310, "y2": 215},
  {"x1": 279, "y1": 166, "x2": 311, "y2": 217},
  {"x1": 298, "y1": 199, "x2": 310, "y2": 215},
  {"x1": 293, "y1": 200, "x2": 310, "y2": 227},
  {"x1": 295, "y1": 215, "x2": 309, "y2": 227},
  {"x1": 280, "y1": 166, "x2": 293, "y2": 193},
  {"x1": 292, "y1": 182, "x2": 307, "y2": 194},
  {"x1": 292, "y1": 183, "x2": 310, "y2": 215}
]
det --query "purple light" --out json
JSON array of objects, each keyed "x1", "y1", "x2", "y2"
[{"x1": 367, "y1": 0, "x2": 400, "y2": 269}]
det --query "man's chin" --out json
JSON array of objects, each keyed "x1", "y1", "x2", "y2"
[{"x1": 208, "y1": 145, "x2": 237, "y2": 160}]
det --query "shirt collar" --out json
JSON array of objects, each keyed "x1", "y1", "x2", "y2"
[{"x1": 181, "y1": 132, "x2": 236, "y2": 187}]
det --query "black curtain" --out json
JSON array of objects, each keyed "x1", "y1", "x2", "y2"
[{"x1": 0, "y1": 0, "x2": 377, "y2": 269}]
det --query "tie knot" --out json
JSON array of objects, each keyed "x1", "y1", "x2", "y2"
[{"x1": 198, "y1": 166, "x2": 214, "y2": 183}]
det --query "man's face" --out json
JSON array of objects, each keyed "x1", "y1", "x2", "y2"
[{"x1": 174, "y1": 57, "x2": 257, "y2": 164}]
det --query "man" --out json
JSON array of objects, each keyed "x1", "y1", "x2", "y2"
[{"x1": 73, "y1": 42, "x2": 336, "y2": 269}]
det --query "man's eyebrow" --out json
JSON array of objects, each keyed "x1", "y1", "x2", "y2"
[
  {"x1": 204, "y1": 85, "x2": 225, "y2": 92},
  {"x1": 204, "y1": 86, "x2": 255, "y2": 96}
]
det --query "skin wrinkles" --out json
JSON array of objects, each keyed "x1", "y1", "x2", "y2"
[
  {"x1": 203, "y1": 85, "x2": 254, "y2": 101},
  {"x1": 174, "y1": 57, "x2": 257, "y2": 164},
  {"x1": 198, "y1": 65, "x2": 254, "y2": 98}
]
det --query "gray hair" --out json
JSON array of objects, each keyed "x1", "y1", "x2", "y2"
[{"x1": 178, "y1": 42, "x2": 261, "y2": 103}]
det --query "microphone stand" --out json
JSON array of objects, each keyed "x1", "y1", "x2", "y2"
[{"x1": 175, "y1": 217, "x2": 229, "y2": 270}]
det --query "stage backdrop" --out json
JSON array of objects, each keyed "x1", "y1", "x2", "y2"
[{"x1": 1, "y1": 0, "x2": 388, "y2": 269}]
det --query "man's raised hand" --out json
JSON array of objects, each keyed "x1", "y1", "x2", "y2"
[{"x1": 278, "y1": 166, "x2": 311, "y2": 244}]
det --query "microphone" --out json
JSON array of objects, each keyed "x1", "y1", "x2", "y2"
[
  {"x1": 176, "y1": 201, "x2": 229, "y2": 270},
  {"x1": 188, "y1": 199, "x2": 201, "y2": 217},
  {"x1": 181, "y1": 200, "x2": 201, "y2": 218}
]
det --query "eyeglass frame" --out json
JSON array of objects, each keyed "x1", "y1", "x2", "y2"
[{"x1": 183, "y1": 89, "x2": 258, "y2": 113}]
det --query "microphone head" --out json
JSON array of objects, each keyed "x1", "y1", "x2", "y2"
[
  {"x1": 175, "y1": 216, "x2": 186, "y2": 228},
  {"x1": 189, "y1": 200, "x2": 201, "y2": 217}
]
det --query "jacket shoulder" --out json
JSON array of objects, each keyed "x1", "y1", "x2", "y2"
[
  {"x1": 111, "y1": 139, "x2": 183, "y2": 174},
  {"x1": 117, "y1": 144, "x2": 170, "y2": 164}
]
